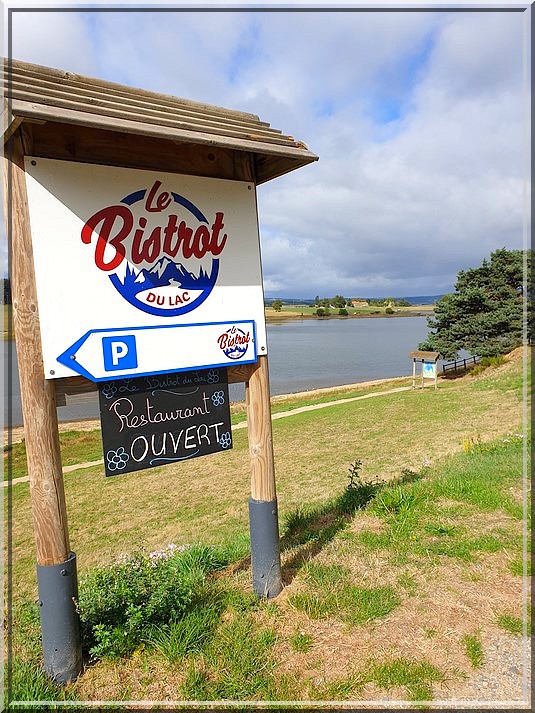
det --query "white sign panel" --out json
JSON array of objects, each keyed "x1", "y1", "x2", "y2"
[
  {"x1": 24, "y1": 158, "x2": 266, "y2": 380},
  {"x1": 57, "y1": 321, "x2": 257, "y2": 382}
]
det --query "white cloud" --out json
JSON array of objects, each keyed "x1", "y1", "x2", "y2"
[
  {"x1": 255, "y1": 10, "x2": 526, "y2": 296},
  {"x1": 3, "y1": 6, "x2": 527, "y2": 297},
  {"x1": 9, "y1": 11, "x2": 99, "y2": 75}
]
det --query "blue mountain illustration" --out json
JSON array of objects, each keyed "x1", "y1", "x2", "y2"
[
  {"x1": 225, "y1": 345, "x2": 249, "y2": 359},
  {"x1": 112, "y1": 258, "x2": 217, "y2": 295},
  {"x1": 108, "y1": 257, "x2": 219, "y2": 317}
]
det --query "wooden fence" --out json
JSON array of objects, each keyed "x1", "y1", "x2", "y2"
[{"x1": 442, "y1": 355, "x2": 481, "y2": 375}]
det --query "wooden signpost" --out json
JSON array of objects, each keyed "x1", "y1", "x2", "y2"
[
  {"x1": 3, "y1": 59, "x2": 318, "y2": 683},
  {"x1": 409, "y1": 350, "x2": 440, "y2": 390}
]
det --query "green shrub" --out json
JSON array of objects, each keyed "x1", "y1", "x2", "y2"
[
  {"x1": 78, "y1": 543, "x2": 231, "y2": 659},
  {"x1": 338, "y1": 307, "x2": 348, "y2": 316},
  {"x1": 471, "y1": 354, "x2": 506, "y2": 376},
  {"x1": 385, "y1": 307, "x2": 394, "y2": 314}
]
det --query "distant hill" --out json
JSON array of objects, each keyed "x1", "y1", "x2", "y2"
[{"x1": 398, "y1": 295, "x2": 444, "y2": 305}]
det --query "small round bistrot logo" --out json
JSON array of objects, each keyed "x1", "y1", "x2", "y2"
[
  {"x1": 217, "y1": 326, "x2": 251, "y2": 360},
  {"x1": 81, "y1": 180, "x2": 228, "y2": 317}
]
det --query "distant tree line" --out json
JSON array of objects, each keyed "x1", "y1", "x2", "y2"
[
  {"x1": 266, "y1": 295, "x2": 413, "y2": 313},
  {"x1": 366, "y1": 297, "x2": 412, "y2": 307},
  {"x1": 314, "y1": 295, "x2": 351, "y2": 309},
  {"x1": 313, "y1": 295, "x2": 411, "y2": 308}
]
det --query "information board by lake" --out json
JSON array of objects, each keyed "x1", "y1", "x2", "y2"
[{"x1": 98, "y1": 367, "x2": 232, "y2": 476}]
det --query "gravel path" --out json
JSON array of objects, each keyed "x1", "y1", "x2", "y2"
[{"x1": 438, "y1": 631, "x2": 530, "y2": 707}]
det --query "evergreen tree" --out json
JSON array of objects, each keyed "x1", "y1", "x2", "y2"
[{"x1": 419, "y1": 248, "x2": 530, "y2": 359}]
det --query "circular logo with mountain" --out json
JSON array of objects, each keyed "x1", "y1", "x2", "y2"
[
  {"x1": 217, "y1": 325, "x2": 251, "y2": 360},
  {"x1": 81, "y1": 180, "x2": 228, "y2": 318}
]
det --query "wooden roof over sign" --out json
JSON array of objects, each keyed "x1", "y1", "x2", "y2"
[
  {"x1": 2, "y1": 59, "x2": 318, "y2": 184},
  {"x1": 409, "y1": 350, "x2": 440, "y2": 362}
]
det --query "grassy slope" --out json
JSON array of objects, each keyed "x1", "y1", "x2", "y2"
[
  {"x1": 7, "y1": 354, "x2": 527, "y2": 592},
  {"x1": 5, "y1": 351, "x2": 530, "y2": 703}
]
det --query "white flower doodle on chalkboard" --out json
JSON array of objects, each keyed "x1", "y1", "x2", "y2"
[
  {"x1": 206, "y1": 369, "x2": 220, "y2": 384},
  {"x1": 219, "y1": 432, "x2": 232, "y2": 449},
  {"x1": 106, "y1": 447, "x2": 130, "y2": 471},
  {"x1": 101, "y1": 383, "x2": 118, "y2": 400},
  {"x1": 211, "y1": 390, "x2": 225, "y2": 407}
]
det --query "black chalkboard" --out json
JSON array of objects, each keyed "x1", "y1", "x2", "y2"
[{"x1": 98, "y1": 367, "x2": 232, "y2": 477}]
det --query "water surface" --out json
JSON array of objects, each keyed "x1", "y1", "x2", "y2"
[{"x1": 4, "y1": 316, "x2": 431, "y2": 427}]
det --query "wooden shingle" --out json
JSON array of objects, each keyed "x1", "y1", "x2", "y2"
[{"x1": 3, "y1": 59, "x2": 318, "y2": 184}]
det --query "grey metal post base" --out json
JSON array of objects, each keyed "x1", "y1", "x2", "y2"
[
  {"x1": 248, "y1": 498, "x2": 282, "y2": 598},
  {"x1": 36, "y1": 551, "x2": 82, "y2": 684}
]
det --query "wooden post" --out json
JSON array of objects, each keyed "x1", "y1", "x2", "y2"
[
  {"x1": 246, "y1": 356, "x2": 276, "y2": 501},
  {"x1": 412, "y1": 359, "x2": 416, "y2": 389},
  {"x1": 245, "y1": 355, "x2": 282, "y2": 597},
  {"x1": 4, "y1": 130, "x2": 81, "y2": 682}
]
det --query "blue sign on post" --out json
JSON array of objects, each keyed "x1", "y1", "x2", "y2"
[
  {"x1": 422, "y1": 362, "x2": 435, "y2": 379},
  {"x1": 102, "y1": 335, "x2": 138, "y2": 372}
]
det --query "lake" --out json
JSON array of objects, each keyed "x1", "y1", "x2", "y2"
[{"x1": 4, "y1": 316, "x2": 431, "y2": 427}]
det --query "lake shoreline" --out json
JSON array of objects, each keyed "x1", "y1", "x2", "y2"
[
  {"x1": 5, "y1": 374, "x2": 413, "y2": 442},
  {"x1": 2, "y1": 305, "x2": 434, "y2": 339},
  {"x1": 265, "y1": 308, "x2": 434, "y2": 322}
]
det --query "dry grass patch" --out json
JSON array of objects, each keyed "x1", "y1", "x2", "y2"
[
  {"x1": 348, "y1": 512, "x2": 386, "y2": 535},
  {"x1": 251, "y1": 547, "x2": 525, "y2": 703},
  {"x1": 73, "y1": 655, "x2": 185, "y2": 701}
]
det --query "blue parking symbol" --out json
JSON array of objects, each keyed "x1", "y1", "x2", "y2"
[{"x1": 102, "y1": 335, "x2": 138, "y2": 372}]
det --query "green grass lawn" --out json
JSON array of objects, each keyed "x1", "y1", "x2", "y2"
[
  {"x1": 5, "y1": 352, "x2": 530, "y2": 705},
  {"x1": 4, "y1": 377, "x2": 413, "y2": 480}
]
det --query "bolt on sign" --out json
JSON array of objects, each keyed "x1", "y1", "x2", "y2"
[
  {"x1": 23, "y1": 159, "x2": 265, "y2": 381},
  {"x1": 98, "y1": 367, "x2": 231, "y2": 476}
]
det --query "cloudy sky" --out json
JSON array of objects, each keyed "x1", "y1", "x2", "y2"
[{"x1": 3, "y1": 1, "x2": 530, "y2": 298}]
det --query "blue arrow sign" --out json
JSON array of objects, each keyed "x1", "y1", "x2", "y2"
[{"x1": 56, "y1": 320, "x2": 257, "y2": 382}]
